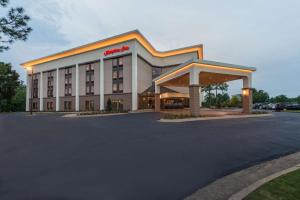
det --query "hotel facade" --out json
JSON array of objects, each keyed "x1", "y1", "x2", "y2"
[{"x1": 22, "y1": 30, "x2": 256, "y2": 116}]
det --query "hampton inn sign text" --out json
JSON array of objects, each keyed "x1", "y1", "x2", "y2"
[{"x1": 104, "y1": 46, "x2": 130, "y2": 56}]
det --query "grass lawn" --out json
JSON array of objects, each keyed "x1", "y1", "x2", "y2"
[{"x1": 245, "y1": 169, "x2": 300, "y2": 200}]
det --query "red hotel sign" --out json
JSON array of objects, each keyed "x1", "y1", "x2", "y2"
[{"x1": 104, "y1": 46, "x2": 130, "y2": 56}]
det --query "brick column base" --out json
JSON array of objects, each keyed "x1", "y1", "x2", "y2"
[
  {"x1": 242, "y1": 88, "x2": 253, "y2": 114},
  {"x1": 189, "y1": 85, "x2": 200, "y2": 117},
  {"x1": 155, "y1": 94, "x2": 160, "y2": 112}
]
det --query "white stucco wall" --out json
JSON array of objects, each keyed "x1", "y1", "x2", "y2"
[{"x1": 137, "y1": 57, "x2": 152, "y2": 94}]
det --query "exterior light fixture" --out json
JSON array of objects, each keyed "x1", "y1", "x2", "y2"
[{"x1": 242, "y1": 88, "x2": 249, "y2": 96}]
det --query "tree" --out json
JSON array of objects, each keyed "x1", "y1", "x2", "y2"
[
  {"x1": 219, "y1": 83, "x2": 229, "y2": 94},
  {"x1": 230, "y1": 95, "x2": 242, "y2": 108},
  {"x1": 217, "y1": 93, "x2": 230, "y2": 108},
  {"x1": 106, "y1": 98, "x2": 112, "y2": 111},
  {"x1": 270, "y1": 95, "x2": 289, "y2": 103},
  {"x1": 252, "y1": 88, "x2": 269, "y2": 103},
  {"x1": 11, "y1": 82, "x2": 26, "y2": 111},
  {"x1": 203, "y1": 83, "x2": 229, "y2": 107},
  {"x1": 0, "y1": 62, "x2": 20, "y2": 112},
  {"x1": 203, "y1": 84, "x2": 214, "y2": 107},
  {"x1": 0, "y1": 0, "x2": 32, "y2": 52},
  {"x1": 296, "y1": 96, "x2": 300, "y2": 104},
  {"x1": 214, "y1": 83, "x2": 228, "y2": 107}
]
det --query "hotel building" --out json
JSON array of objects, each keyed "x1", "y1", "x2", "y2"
[{"x1": 22, "y1": 30, "x2": 256, "y2": 116}]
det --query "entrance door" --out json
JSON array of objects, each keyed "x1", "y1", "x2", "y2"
[{"x1": 140, "y1": 96, "x2": 155, "y2": 109}]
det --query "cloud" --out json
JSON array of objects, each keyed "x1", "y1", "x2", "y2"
[{"x1": 2, "y1": 0, "x2": 300, "y2": 97}]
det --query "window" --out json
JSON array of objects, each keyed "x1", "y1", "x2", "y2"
[
  {"x1": 65, "y1": 68, "x2": 72, "y2": 75},
  {"x1": 85, "y1": 100, "x2": 95, "y2": 111},
  {"x1": 152, "y1": 67, "x2": 162, "y2": 79},
  {"x1": 90, "y1": 85, "x2": 94, "y2": 94},
  {"x1": 112, "y1": 71, "x2": 118, "y2": 79},
  {"x1": 112, "y1": 57, "x2": 124, "y2": 94},
  {"x1": 118, "y1": 83, "x2": 123, "y2": 92},
  {"x1": 47, "y1": 71, "x2": 54, "y2": 97},
  {"x1": 64, "y1": 101, "x2": 72, "y2": 111},
  {"x1": 118, "y1": 69, "x2": 123, "y2": 78},
  {"x1": 112, "y1": 83, "x2": 118, "y2": 92},
  {"x1": 65, "y1": 67, "x2": 72, "y2": 96},
  {"x1": 85, "y1": 63, "x2": 95, "y2": 95},
  {"x1": 32, "y1": 102, "x2": 38, "y2": 109},
  {"x1": 112, "y1": 99, "x2": 124, "y2": 111},
  {"x1": 33, "y1": 76, "x2": 39, "y2": 98},
  {"x1": 47, "y1": 102, "x2": 54, "y2": 110}
]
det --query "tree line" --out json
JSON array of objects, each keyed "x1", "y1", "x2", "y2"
[
  {"x1": 0, "y1": 0, "x2": 31, "y2": 112},
  {"x1": 202, "y1": 83, "x2": 300, "y2": 108}
]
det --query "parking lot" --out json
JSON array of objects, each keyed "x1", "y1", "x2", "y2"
[{"x1": 0, "y1": 112, "x2": 300, "y2": 200}]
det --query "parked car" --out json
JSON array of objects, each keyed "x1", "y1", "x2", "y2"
[
  {"x1": 274, "y1": 103, "x2": 284, "y2": 112},
  {"x1": 163, "y1": 102, "x2": 184, "y2": 109},
  {"x1": 285, "y1": 103, "x2": 300, "y2": 110}
]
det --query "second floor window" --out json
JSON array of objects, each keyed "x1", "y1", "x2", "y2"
[
  {"x1": 33, "y1": 75, "x2": 38, "y2": 98},
  {"x1": 112, "y1": 57, "x2": 123, "y2": 93},
  {"x1": 47, "y1": 71, "x2": 54, "y2": 97},
  {"x1": 65, "y1": 67, "x2": 72, "y2": 96},
  {"x1": 85, "y1": 63, "x2": 95, "y2": 95}
]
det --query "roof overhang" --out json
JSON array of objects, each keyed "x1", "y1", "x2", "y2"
[
  {"x1": 153, "y1": 58, "x2": 256, "y2": 86},
  {"x1": 21, "y1": 30, "x2": 203, "y2": 68}
]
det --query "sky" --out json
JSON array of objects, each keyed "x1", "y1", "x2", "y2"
[{"x1": 1, "y1": 0, "x2": 300, "y2": 97}]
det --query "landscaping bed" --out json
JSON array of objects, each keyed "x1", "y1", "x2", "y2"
[{"x1": 78, "y1": 110, "x2": 128, "y2": 116}]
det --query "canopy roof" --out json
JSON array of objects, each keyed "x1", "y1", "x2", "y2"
[{"x1": 153, "y1": 58, "x2": 256, "y2": 83}]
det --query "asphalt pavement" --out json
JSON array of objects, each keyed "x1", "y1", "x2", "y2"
[{"x1": 0, "y1": 112, "x2": 299, "y2": 200}]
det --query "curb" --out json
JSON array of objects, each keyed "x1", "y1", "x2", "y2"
[
  {"x1": 62, "y1": 113, "x2": 127, "y2": 118},
  {"x1": 159, "y1": 114, "x2": 272, "y2": 123},
  {"x1": 229, "y1": 163, "x2": 300, "y2": 200},
  {"x1": 184, "y1": 151, "x2": 300, "y2": 200}
]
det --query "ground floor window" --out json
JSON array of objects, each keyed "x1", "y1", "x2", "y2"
[
  {"x1": 64, "y1": 101, "x2": 72, "y2": 111},
  {"x1": 140, "y1": 96, "x2": 155, "y2": 109},
  {"x1": 47, "y1": 102, "x2": 54, "y2": 110},
  {"x1": 85, "y1": 100, "x2": 95, "y2": 111},
  {"x1": 32, "y1": 102, "x2": 38, "y2": 110},
  {"x1": 112, "y1": 99, "x2": 123, "y2": 111},
  {"x1": 161, "y1": 98, "x2": 189, "y2": 109}
]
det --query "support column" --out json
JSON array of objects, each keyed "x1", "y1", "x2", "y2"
[
  {"x1": 26, "y1": 73, "x2": 30, "y2": 111},
  {"x1": 75, "y1": 64, "x2": 79, "y2": 111},
  {"x1": 199, "y1": 87, "x2": 202, "y2": 107},
  {"x1": 189, "y1": 67, "x2": 201, "y2": 117},
  {"x1": 155, "y1": 84, "x2": 160, "y2": 112},
  {"x1": 100, "y1": 59, "x2": 104, "y2": 110},
  {"x1": 55, "y1": 68, "x2": 60, "y2": 111},
  {"x1": 131, "y1": 42, "x2": 138, "y2": 111},
  {"x1": 189, "y1": 85, "x2": 200, "y2": 117},
  {"x1": 242, "y1": 76, "x2": 253, "y2": 114},
  {"x1": 39, "y1": 72, "x2": 43, "y2": 111}
]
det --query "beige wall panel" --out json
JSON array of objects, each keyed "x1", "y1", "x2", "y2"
[
  {"x1": 137, "y1": 57, "x2": 152, "y2": 93},
  {"x1": 53, "y1": 70, "x2": 57, "y2": 98},
  {"x1": 79, "y1": 65, "x2": 86, "y2": 96},
  {"x1": 104, "y1": 59, "x2": 112, "y2": 94},
  {"x1": 59, "y1": 69, "x2": 65, "y2": 97},
  {"x1": 123, "y1": 55, "x2": 132, "y2": 93},
  {"x1": 71, "y1": 67, "x2": 76, "y2": 96},
  {"x1": 93, "y1": 62, "x2": 100, "y2": 95},
  {"x1": 42, "y1": 72, "x2": 47, "y2": 98}
]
